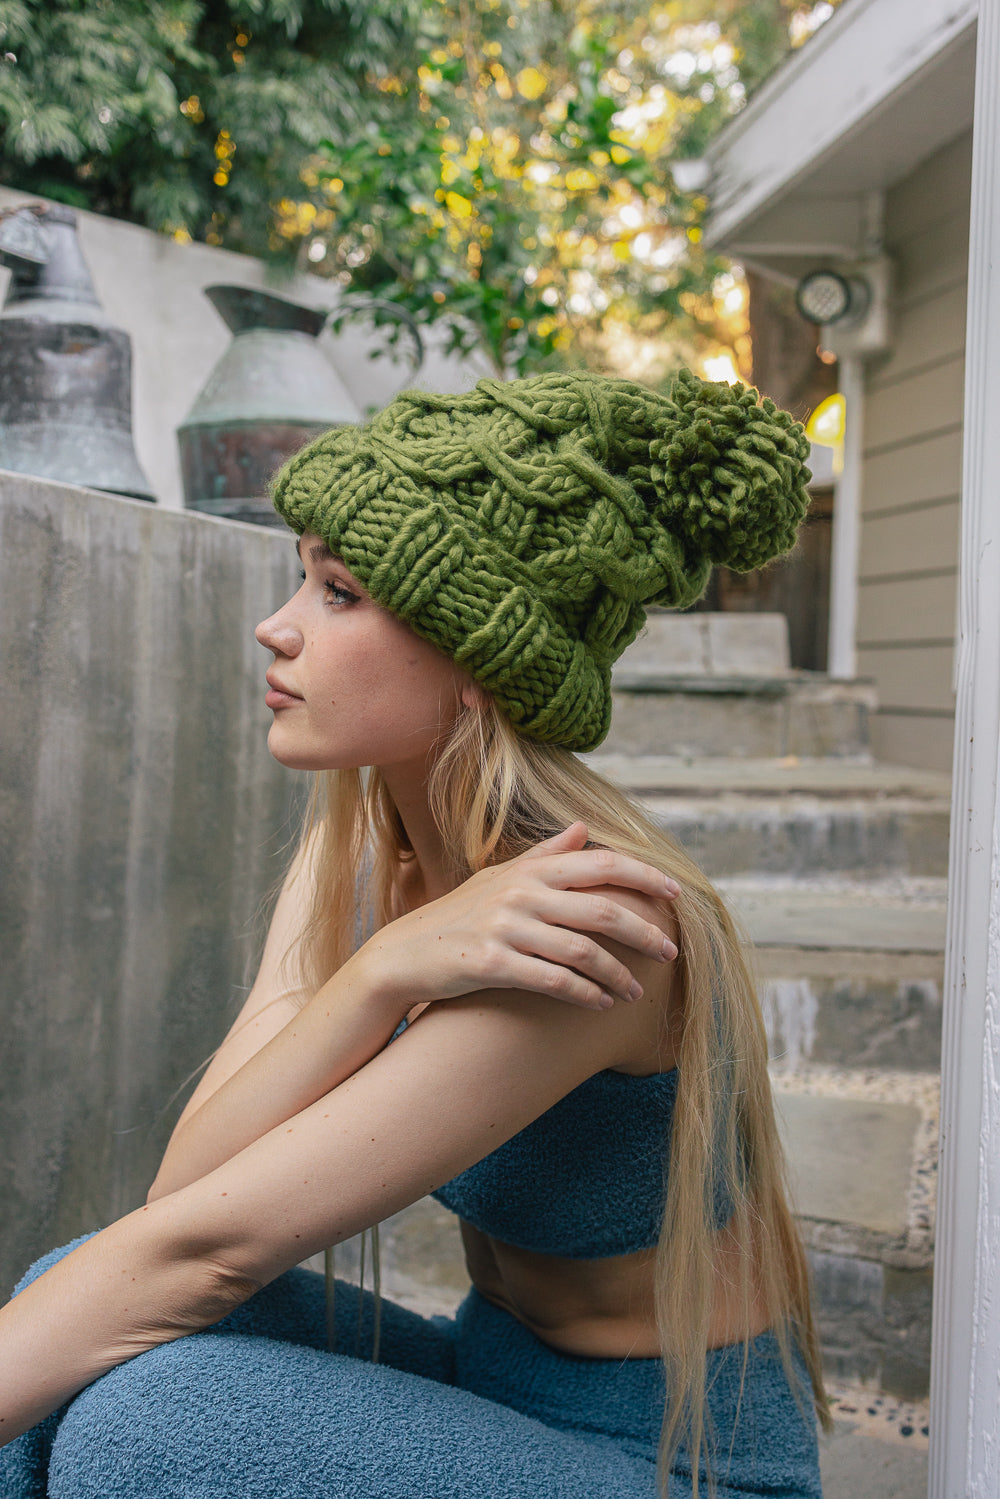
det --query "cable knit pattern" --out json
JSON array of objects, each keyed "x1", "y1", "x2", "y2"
[{"x1": 272, "y1": 369, "x2": 811, "y2": 751}]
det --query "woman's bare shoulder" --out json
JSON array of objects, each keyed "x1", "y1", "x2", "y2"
[{"x1": 582, "y1": 883, "x2": 683, "y2": 1075}]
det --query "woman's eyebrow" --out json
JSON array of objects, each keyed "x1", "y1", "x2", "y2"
[
  {"x1": 293, "y1": 537, "x2": 336, "y2": 565},
  {"x1": 296, "y1": 538, "x2": 367, "y2": 593}
]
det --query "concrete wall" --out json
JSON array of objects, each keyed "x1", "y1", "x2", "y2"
[
  {"x1": 858, "y1": 130, "x2": 971, "y2": 772},
  {"x1": 0, "y1": 471, "x2": 304, "y2": 1295},
  {"x1": 0, "y1": 187, "x2": 492, "y2": 511}
]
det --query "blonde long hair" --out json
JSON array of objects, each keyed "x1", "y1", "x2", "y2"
[{"x1": 290, "y1": 697, "x2": 830, "y2": 1494}]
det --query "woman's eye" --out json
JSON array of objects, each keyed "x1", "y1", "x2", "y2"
[
  {"x1": 297, "y1": 565, "x2": 357, "y2": 605},
  {"x1": 324, "y1": 580, "x2": 358, "y2": 605}
]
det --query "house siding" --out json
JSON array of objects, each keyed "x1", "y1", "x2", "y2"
[{"x1": 858, "y1": 130, "x2": 971, "y2": 771}]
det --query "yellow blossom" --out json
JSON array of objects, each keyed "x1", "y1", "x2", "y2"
[
  {"x1": 515, "y1": 66, "x2": 546, "y2": 100},
  {"x1": 445, "y1": 191, "x2": 473, "y2": 218},
  {"x1": 565, "y1": 167, "x2": 598, "y2": 193},
  {"x1": 490, "y1": 64, "x2": 513, "y2": 100}
]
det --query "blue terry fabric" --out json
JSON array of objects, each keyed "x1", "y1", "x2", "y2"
[
  {"x1": 433, "y1": 1068, "x2": 680, "y2": 1255},
  {"x1": 431, "y1": 1067, "x2": 733, "y2": 1256},
  {"x1": 455, "y1": 1291, "x2": 822, "y2": 1497},
  {"x1": 1, "y1": 1245, "x2": 821, "y2": 1498}
]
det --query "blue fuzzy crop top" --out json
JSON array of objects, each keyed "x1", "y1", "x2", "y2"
[{"x1": 432, "y1": 1066, "x2": 684, "y2": 1259}]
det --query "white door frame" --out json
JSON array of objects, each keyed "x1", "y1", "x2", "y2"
[{"x1": 928, "y1": 7, "x2": 1000, "y2": 1494}]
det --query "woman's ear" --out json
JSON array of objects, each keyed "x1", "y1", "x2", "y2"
[{"x1": 460, "y1": 678, "x2": 490, "y2": 711}]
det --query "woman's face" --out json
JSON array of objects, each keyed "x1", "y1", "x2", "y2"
[{"x1": 255, "y1": 533, "x2": 475, "y2": 773}]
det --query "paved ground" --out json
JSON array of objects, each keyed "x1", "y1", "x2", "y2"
[{"x1": 821, "y1": 1386, "x2": 929, "y2": 1498}]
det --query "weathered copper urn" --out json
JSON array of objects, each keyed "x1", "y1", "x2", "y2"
[
  {"x1": 178, "y1": 285, "x2": 418, "y2": 527},
  {"x1": 0, "y1": 203, "x2": 153, "y2": 500}
]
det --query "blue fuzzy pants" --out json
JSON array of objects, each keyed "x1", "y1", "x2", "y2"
[{"x1": 1, "y1": 1238, "x2": 821, "y2": 1498}]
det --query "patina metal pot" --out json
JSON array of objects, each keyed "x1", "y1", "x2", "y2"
[
  {"x1": 177, "y1": 286, "x2": 422, "y2": 527},
  {"x1": 0, "y1": 203, "x2": 153, "y2": 501}
]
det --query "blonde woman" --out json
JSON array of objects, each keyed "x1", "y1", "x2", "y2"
[{"x1": 0, "y1": 372, "x2": 828, "y2": 1496}]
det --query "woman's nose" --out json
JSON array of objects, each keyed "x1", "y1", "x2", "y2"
[{"x1": 255, "y1": 606, "x2": 303, "y2": 656}]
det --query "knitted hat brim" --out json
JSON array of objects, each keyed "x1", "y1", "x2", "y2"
[{"x1": 277, "y1": 473, "x2": 614, "y2": 749}]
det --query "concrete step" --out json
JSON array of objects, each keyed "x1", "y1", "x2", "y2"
[
  {"x1": 584, "y1": 756, "x2": 952, "y2": 880},
  {"x1": 619, "y1": 610, "x2": 794, "y2": 678},
  {"x1": 585, "y1": 755, "x2": 951, "y2": 801},
  {"x1": 651, "y1": 794, "x2": 947, "y2": 878},
  {"x1": 719, "y1": 875, "x2": 947, "y2": 954},
  {"x1": 605, "y1": 672, "x2": 877, "y2": 759},
  {"x1": 721, "y1": 876, "x2": 946, "y2": 1071},
  {"x1": 772, "y1": 1066, "x2": 938, "y2": 1399}
]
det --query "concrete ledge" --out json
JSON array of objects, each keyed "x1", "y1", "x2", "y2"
[{"x1": 0, "y1": 471, "x2": 302, "y2": 1294}]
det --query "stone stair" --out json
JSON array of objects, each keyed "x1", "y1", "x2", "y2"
[{"x1": 338, "y1": 614, "x2": 947, "y2": 1401}]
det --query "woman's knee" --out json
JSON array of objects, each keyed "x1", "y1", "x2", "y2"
[
  {"x1": 208, "y1": 1270, "x2": 455, "y2": 1383},
  {"x1": 47, "y1": 1332, "x2": 436, "y2": 1499}
]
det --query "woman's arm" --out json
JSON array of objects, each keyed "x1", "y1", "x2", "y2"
[
  {"x1": 0, "y1": 915, "x2": 673, "y2": 1444},
  {"x1": 150, "y1": 827, "x2": 677, "y2": 1200}
]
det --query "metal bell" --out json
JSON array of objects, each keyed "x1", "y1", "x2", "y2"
[
  {"x1": 0, "y1": 203, "x2": 154, "y2": 501},
  {"x1": 177, "y1": 284, "x2": 424, "y2": 527},
  {"x1": 177, "y1": 285, "x2": 364, "y2": 527}
]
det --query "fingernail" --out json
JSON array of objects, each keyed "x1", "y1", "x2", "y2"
[
  {"x1": 661, "y1": 938, "x2": 677, "y2": 961},
  {"x1": 628, "y1": 979, "x2": 643, "y2": 1002},
  {"x1": 599, "y1": 993, "x2": 615, "y2": 1010},
  {"x1": 664, "y1": 877, "x2": 681, "y2": 896}
]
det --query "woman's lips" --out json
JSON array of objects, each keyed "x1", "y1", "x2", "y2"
[{"x1": 265, "y1": 676, "x2": 303, "y2": 709}]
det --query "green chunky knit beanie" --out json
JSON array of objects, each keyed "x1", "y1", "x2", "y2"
[{"x1": 272, "y1": 368, "x2": 811, "y2": 751}]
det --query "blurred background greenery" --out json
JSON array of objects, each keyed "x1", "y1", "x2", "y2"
[{"x1": 0, "y1": 0, "x2": 841, "y2": 377}]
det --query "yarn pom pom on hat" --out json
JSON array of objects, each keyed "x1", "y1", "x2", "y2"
[{"x1": 272, "y1": 369, "x2": 812, "y2": 752}]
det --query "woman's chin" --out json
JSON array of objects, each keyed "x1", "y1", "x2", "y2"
[
  {"x1": 266, "y1": 725, "x2": 320, "y2": 771},
  {"x1": 265, "y1": 727, "x2": 362, "y2": 773}
]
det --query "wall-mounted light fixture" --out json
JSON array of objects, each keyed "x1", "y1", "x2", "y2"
[
  {"x1": 795, "y1": 268, "x2": 871, "y2": 327},
  {"x1": 794, "y1": 257, "x2": 892, "y2": 359}
]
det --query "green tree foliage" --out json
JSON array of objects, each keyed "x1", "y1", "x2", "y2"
[
  {"x1": 317, "y1": 0, "x2": 841, "y2": 375},
  {"x1": 0, "y1": 0, "x2": 423, "y2": 257},
  {"x1": 0, "y1": 0, "x2": 841, "y2": 371}
]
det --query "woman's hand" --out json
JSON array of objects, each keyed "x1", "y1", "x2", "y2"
[
  {"x1": 354, "y1": 821, "x2": 679, "y2": 1014},
  {"x1": 148, "y1": 824, "x2": 678, "y2": 1201}
]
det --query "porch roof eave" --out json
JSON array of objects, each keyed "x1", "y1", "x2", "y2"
[{"x1": 702, "y1": 0, "x2": 978, "y2": 270}]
